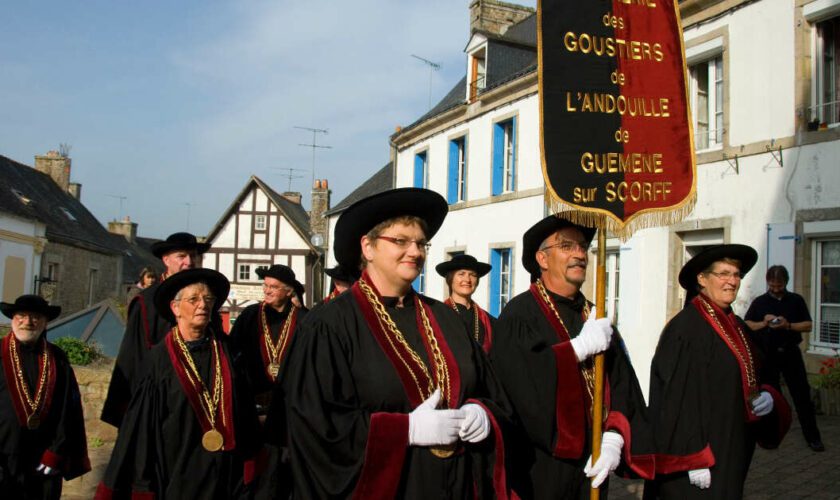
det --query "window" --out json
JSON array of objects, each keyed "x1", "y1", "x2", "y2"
[
  {"x1": 814, "y1": 240, "x2": 840, "y2": 348},
  {"x1": 414, "y1": 151, "x2": 428, "y2": 188},
  {"x1": 600, "y1": 251, "x2": 621, "y2": 324},
  {"x1": 489, "y1": 248, "x2": 513, "y2": 316},
  {"x1": 815, "y1": 17, "x2": 840, "y2": 125},
  {"x1": 447, "y1": 136, "x2": 468, "y2": 204},
  {"x1": 469, "y1": 47, "x2": 487, "y2": 101},
  {"x1": 492, "y1": 118, "x2": 517, "y2": 195},
  {"x1": 255, "y1": 215, "x2": 266, "y2": 230},
  {"x1": 689, "y1": 56, "x2": 723, "y2": 150},
  {"x1": 413, "y1": 264, "x2": 426, "y2": 294},
  {"x1": 59, "y1": 207, "x2": 77, "y2": 221},
  {"x1": 47, "y1": 262, "x2": 59, "y2": 282},
  {"x1": 239, "y1": 264, "x2": 251, "y2": 281}
]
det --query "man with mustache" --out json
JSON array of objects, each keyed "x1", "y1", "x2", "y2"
[
  {"x1": 490, "y1": 215, "x2": 654, "y2": 499},
  {"x1": 101, "y1": 232, "x2": 212, "y2": 428},
  {"x1": 0, "y1": 295, "x2": 90, "y2": 499}
]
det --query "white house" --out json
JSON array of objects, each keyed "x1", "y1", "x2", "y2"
[{"x1": 0, "y1": 212, "x2": 46, "y2": 309}]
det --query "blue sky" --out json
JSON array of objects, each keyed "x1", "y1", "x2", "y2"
[{"x1": 1, "y1": 1, "x2": 536, "y2": 238}]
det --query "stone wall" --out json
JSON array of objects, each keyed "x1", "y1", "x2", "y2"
[
  {"x1": 62, "y1": 358, "x2": 117, "y2": 499},
  {"x1": 40, "y1": 241, "x2": 121, "y2": 319}
]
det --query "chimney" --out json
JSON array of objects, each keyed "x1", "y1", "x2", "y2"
[
  {"x1": 68, "y1": 182, "x2": 82, "y2": 200},
  {"x1": 108, "y1": 216, "x2": 138, "y2": 243},
  {"x1": 34, "y1": 150, "x2": 72, "y2": 192},
  {"x1": 310, "y1": 179, "x2": 331, "y2": 246},
  {"x1": 469, "y1": 0, "x2": 534, "y2": 36},
  {"x1": 282, "y1": 192, "x2": 302, "y2": 204}
]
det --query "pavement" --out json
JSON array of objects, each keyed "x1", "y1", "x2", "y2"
[{"x1": 610, "y1": 413, "x2": 840, "y2": 499}]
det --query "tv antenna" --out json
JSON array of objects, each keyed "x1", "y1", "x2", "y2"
[
  {"x1": 106, "y1": 194, "x2": 127, "y2": 219},
  {"x1": 411, "y1": 54, "x2": 441, "y2": 110},
  {"x1": 271, "y1": 167, "x2": 307, "y2": 191},
  {"x1": 295, "y1": 126, "x2": 332, "y2": 189},
  {"x1": 184, "y1": 202, "x2": 195, "y2": 231}
]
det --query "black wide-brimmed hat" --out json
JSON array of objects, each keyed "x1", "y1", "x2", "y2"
[
  {"x1": 522, "y1": 214, "x2": 597, "y2": 276},
  {"x1": 325, "y1": 264, "x2": 360, "y2": 283},
  {"x1": 256, "y1": 264, "x2": 296, "y2": 286},
  {"x1": 435, "y1": 254, "x2": 492, "y2": 278},
  {"x1": 334, "y1": 188, "x2": 448, "y2": 269},
  {"x1": 0, "y1": 295, "x2": 61, "y2": 321},
  {"x1": 154, "y1": 268, "x2": 230, "y2": 322},
  {"x1": 292, "y1": 280, "x2": 305, "y2": 298},
  {"x1": 678, "y1": 244, "x2": 758, "y2": 292},
  {"x1": 151, "y1": 232, "x2": 211, "y2": 259}
]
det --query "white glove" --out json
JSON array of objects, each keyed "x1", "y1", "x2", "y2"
[
  {"x1": 751, "y1": 391, "x2": 774, "y2": 417},
  {"x1": 583, "y1": 431, "x2": 623, "y2": 488},
  {"x1": 36, "y1": 463, "x2": 58, "y2": 476},
  {"x1": 571, "y1": 307, "x2": 613, "y2": 362},
  {"x1": 688, "y1": 468, "x2": 711, "y2": 489},
  {"x1": 408, "y1": 389, "x2": 465, "y2": 446},
  {"x1": 459, "y1": 404, "x2": 491, "y2": 443}
]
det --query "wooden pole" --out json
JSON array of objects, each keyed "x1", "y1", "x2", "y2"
[{"x1": 590, "y1": 229, "x2": 607, "y2": 499}]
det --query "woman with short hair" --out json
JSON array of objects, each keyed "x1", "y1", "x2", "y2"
[{"x1": 435, "y1": 254, "x2": 495, "y2": 352}]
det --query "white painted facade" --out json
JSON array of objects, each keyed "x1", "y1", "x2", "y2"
[{"x1": 0, "y1": 213, "x2": 46, "y2": 313}]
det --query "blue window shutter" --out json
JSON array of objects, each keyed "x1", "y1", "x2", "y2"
[
  {"x1": 447, "y1": 141, "x2": 458, "y2": 204},
  {"x1": 462, "y1": 136, "x2": 468, "y2": 201},
  {"x1": 492, "y1": 123, "x2": 504, "y2": 195},
  {"x1": 510, "y1": 116, "x2": 517, "y2": 190},
  {"x1": 414, "y1": 153, "x2": 425, "y2": 188},
  {"x1": 489, "y1": 249, "x2": 502, "y2": 316},
  {"x1": 413, "y1": 264, "x2": 425, "y2": 293}
]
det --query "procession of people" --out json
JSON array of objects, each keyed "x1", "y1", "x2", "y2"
[{"x1": 2, "y1": 188, "x2": 823, "y2": 499}]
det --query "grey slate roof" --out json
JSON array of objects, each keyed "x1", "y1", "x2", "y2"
[
  {"x1": 107, "y1": 233, "x2": 163, "y2": 283},
  {"x1": 0, "y1": 154, "x2": 121, "y2": 255},
  {"x1": 325, "y1": 162, "x2": 393, "y2": 216}
]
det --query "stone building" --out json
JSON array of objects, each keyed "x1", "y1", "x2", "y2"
[{"x1": 0, "y1": 151, "x2": 123, "y2": 320}]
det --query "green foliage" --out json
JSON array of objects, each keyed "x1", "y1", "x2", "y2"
[
  {"x1": 89, "y1": 436, "x2": 104, "y2": 448},
  {"x1": 52, "y1": 337, "x2": 101, "y2": 366},
  {"x1": 817, "y1": 354, "x2": 840, "y2": 389}
]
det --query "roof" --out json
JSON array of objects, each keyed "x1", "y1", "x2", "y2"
[
  {"x1": 47, "y1": 299, "x2": 126, "y2": 358},
  {"x1": 205, "y1": 175, "x2": 316, "y2": 251},
  {"x1": 107, "y1": 232, "x2": 163, "y2": 283},
  {"x1": 398, "y1": 14, "x2": 537, "y2": 134},
  {"x1": 0, "y1": 154, "x2": 122, "y2": 255},
  {"x1": 325, "y1": 162, "x2": 394, "y2": 216}
]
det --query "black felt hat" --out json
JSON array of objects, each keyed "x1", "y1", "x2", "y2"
[
  {"x1": 151, "y1": 232, "x2": 211, "y2": 259},
  {"x1": 154, "y1": 268, "x2": 230, "y2": 323},
  {"x1": 333, "y1": 188, "x2": 448, "y2": 269},
  {"x1": 522, "y1": 214, "x2": 597, "y2": 276},
  {"x1": 0, "y1": 295, "x2": 61, "y2": 321},
  {"x1": 678, "y1": 244, "x2": 758, "y2": 292},
  {"x1": 324, "y1": 264, "x2": 360, "y2": 283},
  {"x1": 292, "y1": 280, "x2": 305, "y2": 298},
  {"x1": 255, "y1": 264, "x2": 296, "y2": 286},
  {"x1": 435, "y1": 254, "x2": 492, "y2": 278}
]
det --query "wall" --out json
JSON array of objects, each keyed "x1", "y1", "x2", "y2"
[
  {"x1": 40, "y1": 241, "x2": 121, "y2": 318},
  {"x1": 0, "y1": 213, "x2": 45, "y2": 307}
]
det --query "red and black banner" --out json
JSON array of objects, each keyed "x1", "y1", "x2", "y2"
[{"x1": 538, "y1": 0, "x2": 695, "y2": 232}]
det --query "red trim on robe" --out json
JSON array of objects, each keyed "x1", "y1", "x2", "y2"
[
  {"x1": 352, "y1": 412, "x2": 409, "y2": 500},
  {"x1": 165, "y1": 331, "x2": 237, "y2": 451},
  {"x1": 604, "y1": 411, "x2": 655, "y2": 479},
  {"x1": 654, "y1": 445, "x2": 715, "y2": 475},
  {"x1": 40, "y1": 448, "x2": 62, "y2": 468},
  {"x1": 465, "y1": 399, "x2": 520, "y2": 500},
  {"x1": 95, "y1": 483, "x2": 155, "y2": 500},
  {"x1": 1, "y1": 335, "x2": 57, "y2": 428},
  {"x1": 257, "y1": 303, "x2": 299, "y2": 382},
  {"x1": 755, "y1": 384, "x2": 792, "y2": 449}
]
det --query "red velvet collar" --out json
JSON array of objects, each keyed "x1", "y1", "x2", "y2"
[{"x1": 1, "y1": 334, "x2": 57, "y2": 428}]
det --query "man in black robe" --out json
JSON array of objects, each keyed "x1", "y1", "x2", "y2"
[
  {"x1": 96, "y1": 269, "x2": 261, "y2": 499},
  {"x1": 644, "y1": 245, "x2": 791, "y2": 499},
  {"x1": 229, "y1": 264, "x2": 306, "y2": 500},
  {"x1": 744, "y1": 265, "x2": 824, "y2": 452},
  {"x1": 1, "y1": 295, "x2": 90, "y2": 499},
  {"x1": 490, "y1": 215, "x2": 655, "y2": 499},
  {"x1": 101, "y1": 232, "x2": 211, "y2": 427}
]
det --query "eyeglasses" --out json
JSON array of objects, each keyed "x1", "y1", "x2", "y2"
[
  {"x1": 707, "y1": 271, "x2": 742, "y2": 281},
  {"x1": 376, "y1": 236, "x2": 431, "y2": 252},
  {"x1": 176, "y1": 295, "x2": 216, "y2": 306},
  {"x1": 540, "y1": 239, "x2": 589, "y2": 254}
]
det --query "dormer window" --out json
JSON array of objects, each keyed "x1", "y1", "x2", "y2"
[
  {"x1": 469, "y1": 46, "x2": 487, "y2": 101},
  {"x1": 11, "y1": 188, "x2": 32, "y2": 205},
  {"x1": 59, "y1": 207, "x2": 77, "y2": 221}
]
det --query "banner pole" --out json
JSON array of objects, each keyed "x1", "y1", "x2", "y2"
[{"x1": 590, "y1": 229, "x2": 607, "y2": 500}]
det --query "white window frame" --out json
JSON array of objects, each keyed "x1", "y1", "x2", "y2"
[
  {"x1": 805, "y1": 1, "x2": 840, "y2": 125},
  {"x1": 811, "y1": 238, "x2": 840, "y2": 350},
  {"x1": 255, "y1": 215, "x2": 267, "y2": 230},
  {"x1": 502, "y1": 121, "x2": 515, "y2": 193},
  {"x1": 604, "y1": 250, "x2": 621, "y2": 324},
  {"x1": 688, "y1": 56, "x2": 723, "y2": 151},
  {"x1": 499, "y1": 248, "x2": 512, "y2": 311},
  {"x1": 238, "y1": 264, "x2": 251, "y2": 281},
  {"x1": 456, "y1": 138, "x2": 467, "y2": 202}
]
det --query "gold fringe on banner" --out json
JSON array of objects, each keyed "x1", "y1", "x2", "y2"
[{"x1": 543, "y1": 191, "x2": 697, "y2": 242}]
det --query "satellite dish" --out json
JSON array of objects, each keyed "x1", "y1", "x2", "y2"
[{"x1": 310, "y1": 234, "x2": 325, "y2": 248}]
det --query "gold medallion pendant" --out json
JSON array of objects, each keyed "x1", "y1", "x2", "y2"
[
  {"x1": 202, "y1": 429, "x2": 224, "y2": 452},
  {"x1": 268, "y1": 362, "x2": 280, "y2": 378},
  {"x1": 430, "y1": 444, "x2": 456, "y2": 459},
  {"x1": 26, "y1": 414, "x2": 40, "y2": 430}
]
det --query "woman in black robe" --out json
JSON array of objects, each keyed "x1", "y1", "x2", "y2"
[
  {"x1": 435, "y1": 254, "x2": 496, "y2": 353},
  {"x1": 96, "y1": 269, "x2": 261, "y2": 500},
  {"x1": 278, "y1": 188, "x2": 515, "y2": 499},
  {"x1": 644, "y1": 245, "x2": 791, "y2": 499}
]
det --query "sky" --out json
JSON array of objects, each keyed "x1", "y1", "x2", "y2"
[{"x1": 0, "y1": 0, "x2": 536, "y2": 239}]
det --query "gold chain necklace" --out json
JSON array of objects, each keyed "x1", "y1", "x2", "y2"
[
  {"x1": 9, "y1": 335, "x2": 49, "y2": 429},
  {"x1": 359, "y1": 278, "x2": 451, "y2": 405},
  {"x1": 260, "y1": 303, "x2": 295, "y2": 379},
  {"x1": 698, "y1": 296, "x2": 758, "y2": 389},
  {"x1": 448, "y1": 298, "x2": 480, "y2": 342},
  {"x1": 172, "y1": 327, "x2": 226, "y2": 451},
  {"x1": 535, "y1": 279, "x2": 596, "y2": 405}
]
